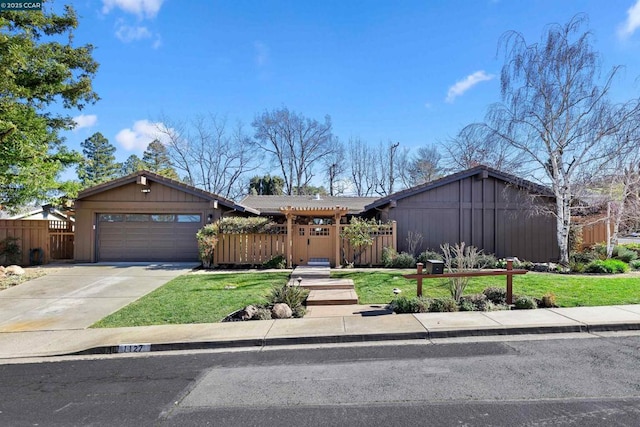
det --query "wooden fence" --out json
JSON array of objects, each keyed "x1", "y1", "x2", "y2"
[
  {"x1": 48, "y1": 220, "x2": 75, "y2": 260},
  {"x1": 0, "y1": 219, "x2": 74, "y2": 266},
  {"x1": 214, "y1": 227, "x2": 288, "y2": 265},
  {"x1": 212, "y1": 222, "x2": 397, "y2": 267},
  {"x1": 575, "y1": 216, "x2": 611, "y2": 248},
  {"x1": 339, "y1": 222, "x2": 397, "y2": 266}
]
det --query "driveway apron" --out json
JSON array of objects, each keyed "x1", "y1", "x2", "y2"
[{"x1": 0, "y1": 263, "x2": 198, "y2": 332}]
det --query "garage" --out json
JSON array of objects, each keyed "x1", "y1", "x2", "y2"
[
  {"x1": 97, "y1": 213, "x2": 202, "y2": 262},
  {"x1": 74, "y1": 170, "x2": 257, "y2": 263}
]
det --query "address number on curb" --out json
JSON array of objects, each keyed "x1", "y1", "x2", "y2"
[{"x1": 118, "y1": 344, "x2": 151, "y2": 353}]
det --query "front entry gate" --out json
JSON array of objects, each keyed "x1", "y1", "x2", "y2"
[{"x1": 293, "y1": 224, "x2": 334, "y2": 266}]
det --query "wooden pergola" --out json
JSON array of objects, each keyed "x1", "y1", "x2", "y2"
[{"x1": 280, "y1": 206, "x2": 350, "y2": 268}]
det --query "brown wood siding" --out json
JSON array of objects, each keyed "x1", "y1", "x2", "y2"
[
  {"x1": 74, "y1": 181, "x2": 221, "y2": 262},
  {"x1": 388, "y1": 176, "x2": 559, "y2": 262}
]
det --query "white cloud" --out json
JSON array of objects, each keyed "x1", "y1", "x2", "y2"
[
  {"x1": 618, "y1": 0, "x2": 640, "y2": 40},
  {"x1": 102, "y1": 0, "x2": 164, "y2": 19},
  {"x1": 115, "y1": 22, "x2": 152, "y2": 42},
  {"x1": 254, "y1": 41, "x2": 270, "y2": 66},
  {"x1": 72, "y1": 114, "x2": 98, "y2": 131},
  {"x1": 446, "y1": 70, "x2": 495, "y2": 103},
  {"x1": 115, "y1": 120, "x2": 174, "y2": 151},
  {"x1": 151, "y1": 35, "x2": 162, "y2": 49}
]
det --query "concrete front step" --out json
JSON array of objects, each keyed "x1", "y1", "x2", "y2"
[
  {"x1": 301, "y1": 279, "x2": 355, "y2": 290},
  {"x1": 306, "y1": 289, "x2": 358, "y2": 306}
]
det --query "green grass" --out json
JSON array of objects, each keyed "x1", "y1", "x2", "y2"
[
  {"x1": 333, "y1": 270, "x2": 640, "y2": 307},
  {"x1": 93, "y1": 272, "x2": 289, "y2": 328},
  {"x1": 93, "y1": 269, "x2": 640, "y2": 327}
]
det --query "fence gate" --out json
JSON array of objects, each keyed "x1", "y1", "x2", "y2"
[
  {"x1": 293, "y1": 225, "x2": 334, "y2": 265},
  {"x1": 48, "y1": 220, "x2": 74, "y2": 260}
]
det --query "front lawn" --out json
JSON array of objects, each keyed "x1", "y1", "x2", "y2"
[
  {"x1": 93, "y1": 269, "x2": 640, "y2": 327},
  {"x1": 93, "y1": 272, "x2": 289, "y2": 328},
  {"x1": 333, "y1": 270, "x2": 640, "y2": 307}
]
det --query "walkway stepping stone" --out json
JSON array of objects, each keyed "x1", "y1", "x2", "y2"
[
  {"x1": 296, "y1": 278, "x2": 355, "y2": 290},
  {"x1": 306, "y1": 289, "x2": 358, "y2": 306}
]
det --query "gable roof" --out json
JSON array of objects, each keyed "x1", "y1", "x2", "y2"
[
  {"x1": 240, "y1": 195, "x2": 380, "y2": 215},
  {"x1": 75, "y1": 170, "x2": 258, "y2": 214},
  {"x1": 365, "y1": 165, "x2": 554, "y2": 211},
  {"x1": 9, "y1": 207, "x2": 72, "y2": 221}
]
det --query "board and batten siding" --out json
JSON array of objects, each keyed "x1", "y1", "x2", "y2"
[
  {"x1": 387, "y1": 175, "x2": 559, "y2": 262},
  {"x1": 74, "y1": 181, "x2": 220, "y2": 262}
]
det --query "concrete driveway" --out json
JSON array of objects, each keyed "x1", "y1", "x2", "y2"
[{"x1": 0, "y1": 263, "x2": 198, "y2": 332}]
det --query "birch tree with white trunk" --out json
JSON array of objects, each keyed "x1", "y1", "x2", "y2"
[{"x1": 479, "y1": 15, "x2": 640, "y2": 265}]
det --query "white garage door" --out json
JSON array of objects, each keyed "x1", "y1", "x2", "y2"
[{"x1": 97, "y1": 213, "x2": 202, "y2": 262}]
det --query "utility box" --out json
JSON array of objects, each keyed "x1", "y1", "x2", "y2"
[{"x1": 425, "y1": 259, "x2": 444, "y2": 274}]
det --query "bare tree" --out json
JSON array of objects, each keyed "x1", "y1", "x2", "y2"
[
  {"x1": 600, "y1": 140, "x2": 640, "y2": 257},
  {"x1": 395, "y1": 145, "x2": 414, "y2": 190},
  {"x1": 156, "y1": 114, "x2": 257, "y2": 199},
  {"x1": 441, "y1": 124, "x2": 521, "y2": 173},
  {"x1": 347, "y1": 137, "x2": 377, "y2": 196},
  {"x1": 322, "y1": 137, "x2": 346, "y2": 196},
  {"x1": 252, "y1": 107, "x2": 334, "y2": 195},
  {"x1": 374, "y1": 141, "x2": 401, "y2": 196},
  {"x1": 406, "y1": 145, "x2": 443, "y2": 186},
  {"x1": 477, "y1": 15, "x2": 640, "y2": 265}
]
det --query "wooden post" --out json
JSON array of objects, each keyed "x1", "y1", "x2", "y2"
[
  {"x1": 506, "y1": 258, "x2": 513, "y2": 305},
  {"x1": 286, "y1": 214, "x2": 293, "y2": 268},
  {"x1": 416, "y1": 263, "x2": 423, "y2": 297}
]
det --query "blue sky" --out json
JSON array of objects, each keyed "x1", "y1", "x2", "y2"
[{"x1": 60, "y1": 0, "x2": 640, "y2": 178}]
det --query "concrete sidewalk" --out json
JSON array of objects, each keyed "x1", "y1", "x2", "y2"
[{"x1": 1, "y1": 304, "x2": 639, "y2": 360}]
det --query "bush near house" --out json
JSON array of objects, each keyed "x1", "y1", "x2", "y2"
[
  {"x1": 382, "y1": 247, "x2": 416, "y2": 268},
  {"x1": 196, "y1": 217, "x2": 282, "y2": 268},
  {"x1": 584, "y1": 259, "x2": 629, "y2": 274}
]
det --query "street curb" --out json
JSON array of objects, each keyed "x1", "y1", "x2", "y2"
[
  {"x1": 263, "y1": 331, "x2": 429, "y2": 346},
  {"x1": 426, "y1": 324, "x2": 588, "y2": 338},
  {"x1": 586, "y1": 322, "x2": 640, "y2": 333},
  {"x1": 70, "y1": 339, "x2": 265, "y2": 356},
  {"x1": 62, "y1": 322, "x2": 640, "y2": 357}
]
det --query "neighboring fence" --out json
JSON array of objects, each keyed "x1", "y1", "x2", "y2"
[
  {"x1": 576, "y1": 216, "x2": 611, "y2": 248},
  {"x1": 0, "y1": 219, "x2": 74, "y2": 266},
  {"x1": 212, "y1": 222, "x2": 397, "y2": 267}
]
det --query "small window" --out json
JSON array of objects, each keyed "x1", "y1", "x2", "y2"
[
  {"x1": 177, "y1": 214, "x2": 201, "y2": 223},
  {"x1": 298, "y1": 228, "x2": 305, "y2": 236},
  {"x1": 310, "y1": 227, "x2": 330, "y2": 236},
  {"x1": 125, "y1": 214, "x2": 149, "y2": 222},
  {"x1": 98, "y1": 214, "x2": 123, "y2": 222},
  {"x1": 151, "y1": 214, "x2": 175, "y2": 222}
]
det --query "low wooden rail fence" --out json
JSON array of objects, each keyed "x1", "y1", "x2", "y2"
[{"x1": 403, "y1": 259, "x2": 528, "y2": 304}]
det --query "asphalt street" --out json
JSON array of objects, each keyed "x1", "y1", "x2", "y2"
[{"x1": 2, "y1": 334, "x2": 640, "y2": 426}]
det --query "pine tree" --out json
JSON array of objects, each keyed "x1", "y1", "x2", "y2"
[
  {"x1": 121, "y1": 155, "x2": 144, "y2": 176},
  {"x1": 77, "y1": 133, "x2": 120, "y2": 187},
  {"x1": 0, "y1": 4, "x2": 99, "y2": 210},
  {"x1": 142, "y1": 140, "x2": 179, "y2": 180},
  {"x1": 249, "y1": 175, "x2": 285, "y2": 195}
]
